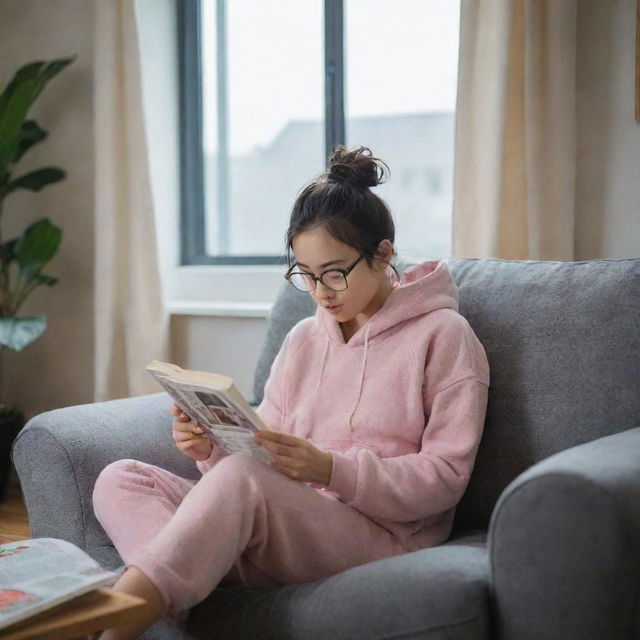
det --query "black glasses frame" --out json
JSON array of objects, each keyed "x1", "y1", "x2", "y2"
[{"x1": 285, "y1": 254, "x2": 366, "y2": 292}]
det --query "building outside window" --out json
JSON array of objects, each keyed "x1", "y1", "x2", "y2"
[{"x1": 180, "y1": 0, "x2": 460, "y2": 266}]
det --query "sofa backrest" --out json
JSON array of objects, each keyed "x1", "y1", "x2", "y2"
[{"x1": 253, "y1": 258, "x2": 640, "y2": 535}]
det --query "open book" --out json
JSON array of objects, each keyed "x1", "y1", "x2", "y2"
[
  {"x1": 0, "y1": 538, "x2": 122, "y2": 631},
  {"x1": 146, "y1": 360, "x2": 271, "y2": 465}
]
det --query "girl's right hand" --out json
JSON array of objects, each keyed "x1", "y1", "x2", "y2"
[{"x1": 170, "y1": 404, "x2": 214, "y2": 461}]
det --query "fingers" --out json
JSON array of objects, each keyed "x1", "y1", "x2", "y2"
[
  {"x1": 172, "y1": 413, "x2": 202, "y2": 432},
  {"x1": 259, "y1": 440, "x2": 295, "y2": 458},
  {"x1": 255, "y1": 430, "x2": 295, "y2": 444},
  {"x1": 173, "y1": 423, "x2": 205, "y2": 440},
  {"x1": 172, "y1": 411, "x2": 205, "y2": 451},
  {"x1": 271, "y1": 459, "x2": 303, "y2": 480},
  {"x1": 179, "y1": 437, "x2": 205, "y2": 451},
  {"x1": 173, "y1": 429, "x2": 202, "y2": 443},
  {"x1": 254, "y1": 430, "x2": 300, "y2": 451},
  {"x1": 173, "y1": 425, "x2": 204, "y2": 439},
  {"x1": 169, "y1": 405, "x2": 190, "y2": 422}
]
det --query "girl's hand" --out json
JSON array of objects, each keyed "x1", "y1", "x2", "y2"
[
  {"x1": 253, "y1": 430, "x2": 333, "y2": 485},
  {"x1": 170, "y1": 404, "x2": 214, "y2": 462}
]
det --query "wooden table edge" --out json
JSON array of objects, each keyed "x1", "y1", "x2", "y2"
[{"x1": 0, "y1": 589, "x2": 150, "y2": 640}]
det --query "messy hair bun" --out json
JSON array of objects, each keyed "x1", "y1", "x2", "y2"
[
  {"x1": 326, "y1": 145, "x2": 390, "y2": 189},
  {"x1": 285, "y1": 145, "x2": 398, "y2": 277}
]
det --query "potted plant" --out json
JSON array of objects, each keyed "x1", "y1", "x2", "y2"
[{"x1": 0, "y1": 56, "x2": 75, "y2": 501}]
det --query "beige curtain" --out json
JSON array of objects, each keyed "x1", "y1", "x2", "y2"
[
  {"x1": 93, "y1": 0, "x2": 169, "y2": 400},
  {"x1": 452, "y1": 0, "x2": 578, "y2": 260}
]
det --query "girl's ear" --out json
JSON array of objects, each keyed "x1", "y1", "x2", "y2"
[{"x1": 375, "y1": 239, "x2": 394, "y2": 266}]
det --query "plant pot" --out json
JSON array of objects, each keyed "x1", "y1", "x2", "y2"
[{"x1": 0, "y1": 412, "x2": 24, "y2": 503}]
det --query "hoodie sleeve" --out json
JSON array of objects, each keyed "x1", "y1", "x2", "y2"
[
  {"x1": 195, "y1": 441, "x2": 230, "y2": 475},
  {"x1": 325, "y1": 320, "x2": 490, "y2": 523}
]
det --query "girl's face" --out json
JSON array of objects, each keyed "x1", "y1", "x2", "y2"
[{"x1": 291, "y1": 227, "x2": 394, "y2": 333}]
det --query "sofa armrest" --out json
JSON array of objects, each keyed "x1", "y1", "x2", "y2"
[
  {"x1": 11, "y1": 393, "x2": 200, "y2": 552},
  {"x1": 488, "y1": 426, "x2": 640, "y2": 640}
]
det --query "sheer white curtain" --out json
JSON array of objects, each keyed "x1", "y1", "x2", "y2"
[
  {"x1": 93, "y1": 0, "x2": 168, "y2": 400},
  {"x1": 452, "y1": 0, "x2": 578, "y2": 260}
]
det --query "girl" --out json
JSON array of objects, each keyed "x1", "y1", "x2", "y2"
[{"x1": 91, "y1": 145, "x2": 490, "y2": 640}]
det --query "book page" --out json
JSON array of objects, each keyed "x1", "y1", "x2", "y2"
[
  {"x1": 147, "y1": 368, "x2": 271, "y2": 464},
  {"x1": 0, "y1": 539, "x2": 105, "y2": 584},
  {"x1": 0, "y1": 539, "x2": 120, "y2": 631}
]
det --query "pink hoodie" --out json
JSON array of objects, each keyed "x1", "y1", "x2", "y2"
[{"x1": 198, "y1": 260, "x2": 490, "y2": 552}]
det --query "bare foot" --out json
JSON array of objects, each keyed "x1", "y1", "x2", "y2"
[{"x1": 96, "y1": 567, "x2": 166, "y2": 640}]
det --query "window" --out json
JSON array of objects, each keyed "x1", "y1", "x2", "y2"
[
  {"x1": 424, "y1": 168, "x2": 444, "y2": 195},
  {"x1": 179, "y1": 0, "x2": 460, "y2": 266},
  {"x1": 401, "y1": 168, "x2": 415, "y2": 190}
]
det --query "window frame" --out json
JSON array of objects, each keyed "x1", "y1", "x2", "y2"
[{"x1": 177, "y1": 0, "x2": 345, "y2": 266}]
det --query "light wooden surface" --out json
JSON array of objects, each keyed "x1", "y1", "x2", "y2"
[
  {"x1": 0, "y1": 473, "x2": 30, "y2": 543},
  {"x1": 0, "y1": 589, "x2": 149, "y2": 640}
]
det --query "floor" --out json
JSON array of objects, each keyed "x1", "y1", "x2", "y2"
[{"x1": 0, "y1": 467, "x2": 30, "y2": 543}]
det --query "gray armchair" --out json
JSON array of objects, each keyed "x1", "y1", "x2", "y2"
[{"x1": 12, "y1": 258, "x2": 640, "y2": 640}]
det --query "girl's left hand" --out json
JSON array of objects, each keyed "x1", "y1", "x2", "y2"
[{"x1": 254, "y1": 430, "x2": 333, "y2": 485}]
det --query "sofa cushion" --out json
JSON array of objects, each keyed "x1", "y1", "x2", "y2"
[
  {"x1": 448, "y1": 258, "x2": 640, "y2": 535},
  {"x1": 186, "y1": 543, "x2": 490, "y2": 640}
]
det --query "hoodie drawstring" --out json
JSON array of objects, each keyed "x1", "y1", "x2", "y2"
[{"x1": 348, "y1": 324, "x2": 370, "y2": 433}]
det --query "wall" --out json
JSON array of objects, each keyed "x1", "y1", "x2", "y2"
[
  {"x1": 0, "y1": 0, "x2": 95, "y2": 421},
  {"x1": 0, "y1": 0, "x2": 638, "y2": 424}
]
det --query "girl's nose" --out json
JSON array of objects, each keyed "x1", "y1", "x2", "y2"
[{"x1": 314, "y1": 281, "x2": 335, "y2": 299}]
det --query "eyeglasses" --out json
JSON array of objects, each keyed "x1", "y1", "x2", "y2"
[{"x1": 285, "y1": 254, "x2": 366, "y2": 292}]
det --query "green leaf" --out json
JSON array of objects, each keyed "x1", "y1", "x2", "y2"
[
  {"x1": 4, "y1": 167, "x2": 65, "y2": 197},
  {"x1": 0, "y1": 58, "x2": 76, "y2": 119},
  {"x1": 0, "y1": 315, "x2": 47, "y2": 351},
  {"x1": 14, "y1": 218, "x2": 62, "y2": 279},
  {"x1": 0, "y1": 61, "x2": 45, "y2": 117},
  {"x1": 0, "y1": 79, "x2": 40, "y2": 170},
  {"x1": 39, "y1": 57, "x2": 76, "y2": 85},
  {"x1": 0, "y1": 56, "x2": 76, "y2": 171},
  {"x1": 12, "y1": 120, "x2": 47, "y2": 164}
]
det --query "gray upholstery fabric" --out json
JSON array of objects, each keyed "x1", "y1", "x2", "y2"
[
  {"x1": 11, "y1": 393, "x2": 199, "y2": 550},
  {"x1": 186, "y1": 543, "x2": 490, "y2": 640},
  {"x1": 488, "y1": 425, "x2": 640, "y2": 640},
  {"x1": 448, "y1": 258, "x2": 640, "y2": 535},
  {"x1": 11, "y1": 257, "x2": 640, "y2": 640}
]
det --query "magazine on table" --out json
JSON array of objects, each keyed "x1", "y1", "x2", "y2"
[
  {"x1": 0, "y1": 538, "x2": 121, "y2": 631},
  {"x1": 146, "y1": 360, "x2": 271, "y2": 465}
]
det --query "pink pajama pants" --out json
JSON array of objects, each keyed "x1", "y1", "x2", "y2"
[{"x1": 92, "y1": 453, "x2": 409, "y2": 621}]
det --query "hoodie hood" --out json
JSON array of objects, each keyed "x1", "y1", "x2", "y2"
[
  {"x1": 313, "y1": 259, "x2": 460, "y2": 433},
  {"x1": 315, "y1": 259, "x2": 460, "y2": 346}
]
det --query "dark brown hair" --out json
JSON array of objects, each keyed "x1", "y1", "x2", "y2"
[{"x1": 285, "y1": 145, "x2": 399, "y2": 277}]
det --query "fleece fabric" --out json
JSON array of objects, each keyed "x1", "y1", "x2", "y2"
[{"x1": 198, "y1": 259, "x2": 490, "y2": 552}]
